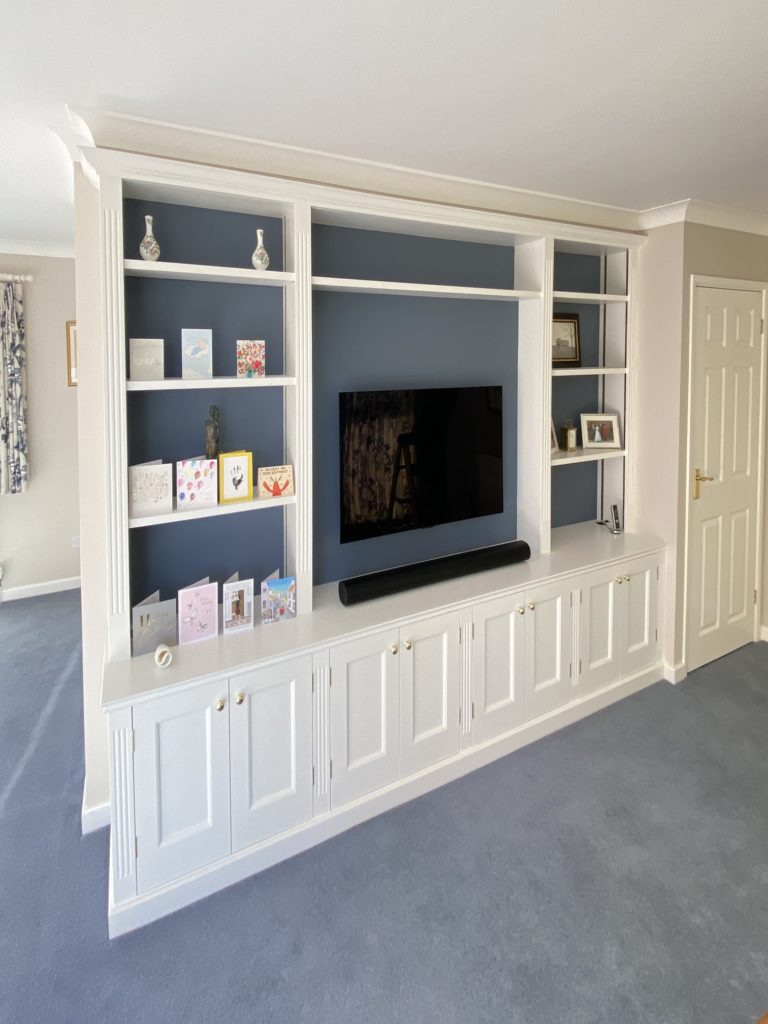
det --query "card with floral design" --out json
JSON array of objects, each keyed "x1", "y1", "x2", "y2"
[{"x1": 236, "y1": 339, "x2": 265, "y2": 378}]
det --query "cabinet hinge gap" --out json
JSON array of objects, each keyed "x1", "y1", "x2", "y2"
[
  {"x1": 135, "y1": 837, "x2": 138, "y2": 859},
  {"x1": 329, "y1": 760, "x2": 333, "y2": 779},
  {"x1": 471, "y1": 702, "x2": 475, "y2": 720},
  {"x1": 754, "y1": 588, "x2": 758, "y2": 605},
  {"x1": 472, "y1": 623, "x2": 475, "y2": 640},
  {"x1": 458, "y1": 707, "x2": 462, "y2": 725},
  {"x1": 312, "y1": 766, "x2": 315, "y2": 786}
]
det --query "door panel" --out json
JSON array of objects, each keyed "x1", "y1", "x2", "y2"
[
  {"x1": 133, "y1": 680, "x2": 230, "y2": 894},
  {"x1": 622, "y1": 557, "x2": 660, "y2": 677},
  {"x1": 230, "y1": 656, "x2": 313, "y2": 851},
  {"x1": 472, "y1": 592, "x2": 525, "y2": 744},
  {"x1": 329, "y1": 631, "x2": 400, "y2": 808},
  {"x1": 524, "y1": 581, "x2": 573, "y2": 720},
  {"x1": 401, "y1": 612, "x2": 460, "y2": 775},
  {"x1": 579, "y1": 569, "x2": 621, "y2": 694},
  {"x1": 688, "y1": 285, "x2": 763, "y2": 670}
]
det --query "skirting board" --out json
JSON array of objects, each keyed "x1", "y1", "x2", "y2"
[
  {"x1": 82, "y1": 800, "x2": 110, "y2": 835},
  {"x1": 1, "y1": 576, "x2": 81, "y2": 602},
  {"x1": 760, "y1": 625, "x2": 768, "y2": 643},
  {"x1": 108, "y1": 661, "x2": 663, "y2": 937},
  {"x1": 663, "y1": 661, "x2": 688, "y2": 685}
]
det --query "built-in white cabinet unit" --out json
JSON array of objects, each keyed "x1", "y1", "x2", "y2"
[
  {"x1": 471, "y1": 593, "x2": 526, "y2": 744},
  {"x1": 133, "y1": 679, "x2": 231, "y2": 894},
  {"x1": 579, "y1": 555, "x2": 659, "y2": 694},
  {"x1": 329, "y1": 630, "x2": 400, "y2": 808},
  {"x1": 523, "y1": 580, "x2": 575, "y2": 720},
  {"x1": 230, "y1": 656, "x2": 314, "y2": 851}
]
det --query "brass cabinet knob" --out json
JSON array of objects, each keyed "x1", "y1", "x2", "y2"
[
  {"x1": 623, "y1": 575, "x2": 631, "y2": 583},
  {"x1": 215, "y1": 698, "x2": 226, "y2": 712},
  {"x1": 404, "y1": 640, "x2": 412, "y2": 650},
  {"x1": 517, "y1": 606, "x2": 525, "y2": 615},
  {"x1": 527, "y1": 602, "x2": 536, "y2": 611},
  {"x1": 615, "y1": 577, "x2": 623, "y2": 584},
  {"x1": 390, "y1": 643, "x2": 398, "y2": 655},
  {"x1": 235, "y1": 692, "x2": 245, "y2": 705}
]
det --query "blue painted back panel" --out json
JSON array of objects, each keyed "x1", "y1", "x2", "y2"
[
  {"x1": 123, "y1": 199, "x2": 284, "y2": 270},
  {"x1": 312, "y1": 225, "x2": 515, "y2": 289},
  {"x1": 313, "y1": 291, "x2": 518, "y2": 584}
]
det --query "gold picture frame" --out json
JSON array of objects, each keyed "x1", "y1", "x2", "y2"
[{"x1": 66, "y1": 321, "x2": 78, "y2": 387}]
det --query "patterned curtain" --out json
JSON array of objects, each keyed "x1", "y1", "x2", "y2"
[{"x1": 0, "y1": 283, "x2": 28, "y2": 494}]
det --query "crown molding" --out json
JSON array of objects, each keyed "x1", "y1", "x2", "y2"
[
  {"x1": 638, "y1": 199, "x2": 768, "y2": 238},
  {"x1": 0, "y1": 238, "x2": 74, "y2": 259}
]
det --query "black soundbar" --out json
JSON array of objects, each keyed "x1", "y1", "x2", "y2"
[{"x1": 338, "y1": 540, "x2": 531, "y2": 606}]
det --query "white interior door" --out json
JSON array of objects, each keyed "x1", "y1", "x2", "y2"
[
  {"x1": 133, "y1": 679, "x2": 231, "y2": 894},
  {"x1": 687, "y1": 283, "x2": 765, "y2": 671},
  {"x1": 229, "y1": 656, "x2": 313, "y2": 852},
  {"x1": 400, "y1": 611, "x2": 461, "y2": 775},
  {"x1": 472, "y1": 592, "x2": 526, "y2": 744},
  {"x1": 329, "y1": 630, "x2": 400, "y2": 808}
]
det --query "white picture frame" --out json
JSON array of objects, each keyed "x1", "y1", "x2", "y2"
[{"x1": 580, "y1": 413, "x2": 621, "y2": 449}]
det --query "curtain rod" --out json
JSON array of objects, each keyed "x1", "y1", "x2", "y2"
[{"x1": 0, "y1": 273, "x2": 33, "y2": 283}]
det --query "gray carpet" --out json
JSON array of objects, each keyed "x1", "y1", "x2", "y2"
[{"x1": 1, "y1": 590, "x2": 767, "y2": 1024}]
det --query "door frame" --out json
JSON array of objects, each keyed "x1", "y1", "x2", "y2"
[{"x1": 683, "y1": 275, "x2": 768, "y2": 669}]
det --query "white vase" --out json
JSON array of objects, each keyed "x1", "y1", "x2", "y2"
[
  {"x1": 251, "y1": 228, "x2": 270, "y2": 271},
  {"x1": 139, "y1": 215, "x2": 161, "y2": 262}
]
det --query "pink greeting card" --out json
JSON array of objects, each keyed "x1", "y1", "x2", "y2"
[
  {"x1": 236, "y1": 339, "x2": 266, "y2": 378},
  {"x1": 178, "y1": 579, "x2": 218, "y2": 645},
  {"x1": 176, "y1": 458, "x2": 218, "y2": 510}
]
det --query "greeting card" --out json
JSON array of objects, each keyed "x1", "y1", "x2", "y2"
[
  {"x1": 129, "y1": 338, "x2": 164, "y2": 381},
  {"x1": 236, "y1": 339, "x2": 266, "y2": 378},
  {"x1": 131, "y1": 591, "x2": 177, "y2": 657},
  {"x1": 219, "y1": 451, "x2": 253, "y2": 503},
  {"x1": 257, "y1": 464, "x2": 295, "y2": 500},
  {"x1": 181, "y1": 328, "x2": 213, "y2": 380},
  {"x1": 128, "y1": 461, "x2": 173, "y2": 518},
  {"x1": 178, "y1": 579, "x2": 218, "y2": 645},
  {"x1": 261, "y1": 572, "x2": 297, "y2": 624},
  {"x1": 176, "y1": 458, "x2": 218, "y2": 511},
  {"x1": 222, "y1": 574, "x2": 254, "y2": 634}
]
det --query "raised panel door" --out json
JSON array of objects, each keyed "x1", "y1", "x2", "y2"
[
  {"x1": 472, "y1": 592, "x2": 525, "y2": 744},
  {"x1": 133, "y1": 679, "x2": 231, "y2": 894},
  {"x1": 329, "y1": 630, "x2": 400, "y2": 808},
  {"x1": 579, "y1": 568, "x2": 621, "y2": 695},
  {"x1": 230, "y1": 656, "x2": 313, "y2": 852},
  {"x1": 524, "y1": 581, "x2": 574, "y2": 720},
  {"x1": 401, "y1": 612, "x2": 461, "y2": 775},
  {"x1": 621, "y1": 557, "x2": 660, "y2": 678}
]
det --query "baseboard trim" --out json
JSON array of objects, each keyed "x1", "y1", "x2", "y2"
[
  {"x1": 760, "y1": 626, "x2": 768, "y2": 643},
  {"x1": 82, "y1": 799, "x2": 110, "y2": 835},
  {"x1": 107, "y1": 662, "x2": 663, "y2": 937},
  {"x1": 2, "y1": 576, "x2": 81, "y2": 602},
  {"x1": 663, "y1": 661, "x2": 688, "y2": 685}
]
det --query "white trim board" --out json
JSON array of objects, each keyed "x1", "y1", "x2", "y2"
[
  {"x1": 0, "y1": 238, "x2": 75, "y2": 259},
  {"x1": 1, "y1": 576, "x2": 81, "y2": 601},
  {"x1": 82, "y1": 797, "x2": 110, "y2": 834}
]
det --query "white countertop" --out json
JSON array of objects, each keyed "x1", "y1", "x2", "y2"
[{"x1": 102, "y1": 523, "x2": 665, "y2": 709}]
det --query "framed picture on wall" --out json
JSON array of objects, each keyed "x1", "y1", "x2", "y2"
[
  {"x1": 66, "y1": 320, "x2": 77, "y2": 386},
  {"x1": 580, "y1": 413, "x2": 621, "y2": 449},
  {"x1": 552, "y1": 314, "x2": 580, "y2": 367}
]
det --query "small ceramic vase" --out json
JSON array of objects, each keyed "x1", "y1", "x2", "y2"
[
  {"x1": 139, "y1": 215, "x2": 161, "y2": 262},
  {"x1": 251, "y1": 228, "x2": 270, "y2": 271}
]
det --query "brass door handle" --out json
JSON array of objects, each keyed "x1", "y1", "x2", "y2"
[{"x1": 693, "y1": 468, "x2": 714, "y2": 500}]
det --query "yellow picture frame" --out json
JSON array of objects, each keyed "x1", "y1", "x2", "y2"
[{"x1": 218, "y1": 450, "x2": 253, "y2": 504}]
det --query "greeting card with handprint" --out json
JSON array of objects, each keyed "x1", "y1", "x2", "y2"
[
  {"x1": 176, "y1": 458, "x2": 218, "y2": 510},
  {"x1": 236, "y1": 339, "x2": 265, "y2": 378},
  {"x1": 177, "y1": 579, "x2": 218, "y2": 646},
  {"x1": 257, "y1": 464, "x2": 295, "y2": 499},
  {"x1": 218, "y1": 451, "x2": 253, "y2": 504}
]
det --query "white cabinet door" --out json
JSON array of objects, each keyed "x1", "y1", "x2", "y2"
[
  {"x1": 524, "y1": 581, "x2": 574, "y2": 720},
  {"x1": 620, "y1": 557, "x2": 660, "y2": 678},
  {"x1": 133, "y1": 679, "x2": 231, "y2": 894},
  {"x1": 230, "y1": 655, "x2": 313, "y2": 852},
  {"x1": 401, "y1": 611, "x2": 461, "y2": 775},
  {"x1": 329, "y1": 630, "x2": 400, "y2": 808},
  {"x1": 472, "y1": 592, "x2": 526, "y2": 744},
  {"x1": 579, "y1": 568, "x2": 622, "y2": 695}
]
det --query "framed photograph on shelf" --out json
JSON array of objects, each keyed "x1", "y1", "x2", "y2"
[
  {"x1": 218, "y1": 451, "x2": 253, "y2": 503},
  {"x1": 66, "y1": 321, "x2": 77, "y2": 386},
  {"x1": 550, "y1": 419, "x2": 560, "y2": 455},
  {"x1": 552, "y1": 314, "x2": 580, "y2": 367},
  {"x1": 580, "y1": 413, "x2": 621, "y2": 449}
]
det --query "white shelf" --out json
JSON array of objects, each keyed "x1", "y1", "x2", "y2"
[
  {"x1": 312, "y1": 275, "x2": 540, "y2": 302},
  {"x1": 129, "y1": 494, "x2": 296, "y2": 529},
  {"x1": 551, "y1": 367, "x2": 627, "y2": 377},
  {"x1": 551, "y1": 447, "x2": 626, "y2": 467},
  {"x1": 124, "y1": 259, "x2": 294, "y2": 287},
  {"x1": 126, "y1": 376, "x2": 296, "y2": 392},
  {"x1": 553, "y1": 290, "x2": 628, "y2": 304}
]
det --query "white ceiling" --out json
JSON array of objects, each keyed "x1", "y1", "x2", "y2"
[{"x1": 2, "y1": 0, "x2": 768, "y2": 249}]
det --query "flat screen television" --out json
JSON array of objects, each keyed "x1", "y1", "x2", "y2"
[{"x1": 339, "y1": 386, "x2": 503, "y2": 544}]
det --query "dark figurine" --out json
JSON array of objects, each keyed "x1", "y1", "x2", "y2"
[{"x1": 205, "y1": 405, "x2": 220, "y2": 460}]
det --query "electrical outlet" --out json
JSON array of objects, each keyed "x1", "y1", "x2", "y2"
[{"x1": 71, "y1": 536, "x2": 80, "y2": 549}]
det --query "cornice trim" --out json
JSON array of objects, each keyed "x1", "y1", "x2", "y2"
[{"x1": 0, "y1": 238, "x2": 75, "y2": 259}]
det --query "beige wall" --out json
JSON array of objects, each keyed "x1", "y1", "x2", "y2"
[
  {"x1": 0, "y1": 253, "x2": 79, "y2": 594},
  {"x1": 682, "y1": 224, "x2": 768, "y2": 635}
]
